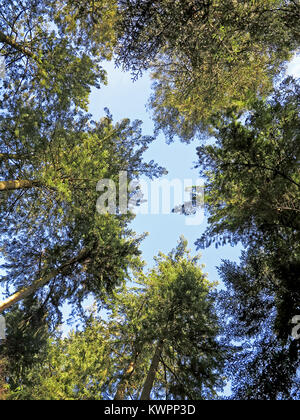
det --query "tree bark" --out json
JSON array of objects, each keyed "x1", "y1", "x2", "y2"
[
  {"x1": 0, "y1": 249, "x2": 91, "y2": 313},
  {"x1": 140, "y1": 339, "x2": 164, "y2": 400},
  {"x1": 0, "y1": 31, "x2": 35, "y2": 58},
  {"x1": 0, "y1": 180, "x2": 40, "y2": 191}
]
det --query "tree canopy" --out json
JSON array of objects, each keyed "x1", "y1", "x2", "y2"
[
  {"x1": 196, "y1": 76, "x2": 300, "y2": 250},
  {"x1": 0, "y1": 0, "x2": 299, "y2": 401},
  {"x1": 194, "y1": 77, "x2": 300, "y2": 399},
  {"x1": 0, "y1": 0, "x2": 118, "y2": 111},
  {"x1": 219, "y1": 248, "x2": 300, "y2": 400},
  {"x1": 3, "y1": 239, "x2": 228, "y2": 400},
  {"x1": 117, "y1": 0, "x2": 300, "y2": 141},
  {"x1": 0, "y1": 111, "x2": 164, "y2": 318}
]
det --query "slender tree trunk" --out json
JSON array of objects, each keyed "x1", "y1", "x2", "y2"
[
  {"x1": 0, "y1": 180, "x2": 40, "y2": 191},
  {"x1": 114, "y1": 360, "x2": 136, "y2": 400},
  {"x1": 0, "y1": 272, "x2": 59, "y2": 314},
  {"x1": 0, "y1": 154, "x2": 26, "y2": 161},
  {"x1": 0, "y1": 249, "x2": 91, "y2": 313},
  {"x1": 0, "y1": 31, "x2": 35, "y2": 58},
  {"x1": 114, "y1": 299, "x2": 148, "y2": 400},
  {"x1": 140, "y1": 339, "x2": 164, "y2": 400}
]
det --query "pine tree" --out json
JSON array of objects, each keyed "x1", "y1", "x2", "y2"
[
  {"x1": 218, "y1": 248, "x2": 300, "y2": 400},
  {"x1": 194, "y1": 77, "x2": 300, "y2": 399},
  {"x1": 0, "y1": 113, "x2": 164, "y2": 317},
  {"x1": 112, "y1": 238, "x2": 228, "y2": 400},
  {"x1": 196, "y1": 76, "x2": 300, "y2": 251}
]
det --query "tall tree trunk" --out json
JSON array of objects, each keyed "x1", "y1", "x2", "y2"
[
  {"x1": 0, "y1": 180, "x2": 40, "y2": 191},
  {"x1": 114, "y1": 360, "x2": 136, "y2": 400},
  {"x1": 114, "y1": 299, "x2": 148, "y2": 400},
  {"x1": 140, "y1": 339, "x2": 164, "y2": 400},
  {"x1": 0, "y1": 249, "x2": 91, "y2": 313}
]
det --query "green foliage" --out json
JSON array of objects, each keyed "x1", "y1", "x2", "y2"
[
  {"x1": 0, "y1": 297, "x2": 50, "y2": 397},
  {"x1": 108, "y1": 237, "x2": 227, "y2": 400},
  {"x1": 5, "y1": 239, "x2": 228, "y2": 400},
  {"x1": 0, "y1": 2, "x2": 165, "y2": 317},
  {"x1": 0, "y1": 0, "x2": 118, "y2": 112},
  {"x1": 194, "y1": 77, "x2": 300, "y2": 399},
  {"x1": 196, "y1": 76, "x2": 300, "y2": 250},
  {"x1": 218, "y1": 248, "x2": 300, "y2": 400},
  {"x1": 0, "y1": 1, "x2": 167, "y2": 397},
  {"x1": 117, "y1": 0, "x2": 299, "y2": 141},
  {"x1": 7, "y1": 314, "x2": 113, "y2": 400},
  {"x1": 0, "y1": 110, "x2": 164, "y2": 318},
  {"x1": 0, "y1": 356, "x2": 8, "y2": 400},
  {"x1": 1, "y1": 0, "x2": 299, "y2": 402}
]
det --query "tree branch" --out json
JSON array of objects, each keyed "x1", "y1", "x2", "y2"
[
  {"x1": 0, "y1": 30, "x2": 35, "y2": 59},
  {"x1": 0, "y1": 248, "x2": 92, "y2": 313}
]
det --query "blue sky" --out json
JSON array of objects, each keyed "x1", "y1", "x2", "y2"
[
  {"x1": 89, "y1": 61, "x2": 241, "y2": 287},
  {"x1": 89, "y1": 55, "x2": 300, "y2": 288}
]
